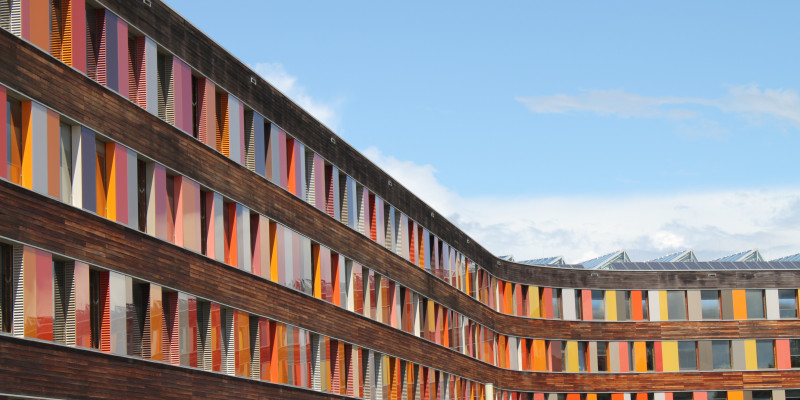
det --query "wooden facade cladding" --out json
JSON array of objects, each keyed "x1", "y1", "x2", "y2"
[
  {"x1": 2, "y1": 334, "x2": 800, "y2": 396},
  {"x1": 0, "y1": 335, "x2": 354, "y2": 400}
]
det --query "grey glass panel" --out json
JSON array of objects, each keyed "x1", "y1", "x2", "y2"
[
  {"x1": 678, "y1": 341, "x2": 697, "y2": 370},
  {"x1": 756, "y1": 340, "x2": 775, "y2": 369},
  {"x1": 712, "y1": 340, "x2": 731, "y2": 369},
  {"x1": 779, "y1": 289, "x2": 797, "y2": 318},
  {"x1": 791, "y1": 339, "x2": 800, "y2": 368},
  {"x1": 591, "y1": 290, "x2": 604, "y2": 320},
  {"x1": 751, "y1": 391, "x2": 771, "y2": 400},
  {"x1": 667, "y1": 291, "x2": 687, "y2": 320},
  {"x1": 746, "y1": 290, "x2": 765, "y2": 319},
  {"x1": 787, "y1": 390, "x2": 800, "y2": 400},
  {"x1": 707, "y1": 392, "x2": 728, "y2": 400},
  {"x1": 701, "y1": 290, "x2": 721, "y2": 319}
]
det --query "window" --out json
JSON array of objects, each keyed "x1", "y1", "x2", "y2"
[
  {"x1": 59, "y1": 122, "x2": 73, "y2": 203},
  {"x1": 707, "y1": 392, "x2": 727, "y2": 400},
  {"x1": 786, "y1": 390, "x2": 800, "y2": 400},
  {"x1": 137, "y1": 159, "x2": 147, "y2": 232},
  {"x1": 746, "y1": 289, "x2": 765, "y2": 319},
  {"x1": 712, "y1": 340, "x2": 731, "y2": 369},
  {"x1": 53, "y1": 260, "x2": 67, "y2": 344},
  {"x1": 672, "y1": 393, "x2": 693, "y2": 400},
  {"x1": 199, "y1": 189, "x2": 207, "y2": 255},
  {"x1": 678, "y1": 341, "x2": 697, "y2": 371},
  {"x1": 751, "y1": 390, "x2": 772, "y2": 400},
  {"x1": 755, "y1": 340, "x2": 774, "y2": 369},
  {"x1": 0, "y1": 243, "x2": 12, "y2": 332},
  {"x1": 131, "y1": 282, "x2": 151, "y2": 358},
  {"x1": 577, "y1": 341, "x2": 587, "y2": 372},
  {"x1": 790, "y1": 339, "x2": 800, "y2": 368},
  {"x1": 596, "y1": 342, "x2": 608, "y2": 372},
  {"x1": 191, "y1": 75, "x2": 200, "y2": 139},
  {"x1": 701, "y1": 290, "x2": 721, "y2": 319},
  {"x1": 779, "y1": 289, "x2": 797, "y2": 318},
  {"x1": 157, "y1": 52, "x2": 173, "y2": 124},
  {"x1": 552, "y1": 288, "x2": 561, "y2": 319},
  {"x1": 95, "y1": 139, "x2": 108, "y2": 217},
  {"x1": 591, "y1": 290, "x2": 604, "y2": 320},
  {"x1": 641, "y1": 292, "x2": 649, "y2": 320},
  {"x1": 667, "y1": 291, "x2": 687, "y2": 320},
  {"x1": 89, "y1": 269, "x2": 102, "y2": 349},
  {"x1": 619, "y1": 291, "x2": 631, "y2": 321},
  {"x1": 646, "y1": 341, "x2": 655, "y2": 371},
  {"x1": 548, "y1": 340, "x2": 563, "y2": 371},
  {"x1": 0, "y1": 0, "x2": 9, "y2": 31},
  {"x1": 7, "y1": 97, "x2": 22, "y2": 184}
]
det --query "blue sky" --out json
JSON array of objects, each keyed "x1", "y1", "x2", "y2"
[{"x1": 165, "y1": 1, "x2": 800, "y2": 263}]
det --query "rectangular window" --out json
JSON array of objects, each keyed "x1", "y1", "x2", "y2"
[
  {"x1": 667, "y1": 291, "x2": 687, "y2": 320},
  {"x1": 786, "y1": 390, "x2": 800, "y2": 400},
  {"x1": 59, "y1": 122, "x2": 73, "y2": 203},
  {"x1": 591, "y1": 290, "x2": 604, "y2": 320},
  {"x1": 751, "y1": 391, "x2": 772, "y2": 400},
  {"x1": 548, "y1": 340, "x2": 563, "y2": 372},
  {"x1": 791, "y1": 339, "x2": 800, "y2": 368},
  {"x1": 0, "y1": 0, "x2": 9, "y2": 31},
  {"x1": 156, "y1": 52, "x2": 173, "y2": 123},
  {"x1": 641, "y1": 292, "x2": 649, "y2": 320},
  {"x1": 746, "y1": 289, "x2": 765, "y2": 319},
  {"x1": 701, "y1": 290, "x2": 721, "y2": 319},
  {"x1": 756, "y1": 340, "x2": 774, "y2": 369},
  {"x1": 53, "y1": 260, "x2": 67, "y2": 344},
  {"x1": 89, "y1": 269, "x2": 102, "y2": 349},
  {"x1": 707, "y1": 392, "x2": 727, "y2": 400},
  {"x1": 779, "y1": 289, "x2": 797, "y2": 318},
  {"x1": 199, "y1": 189, "x2": 208, "y2": 256},
  {"x1": 646, "y1": 341, "x2": 655, "y2": 371},
  {"x1": 8, "y1": 97, "x2": 22, "y2": 184},
  {"x1": 552, "y1": 288, "x2": 561, "y2": 319},
  {"x1": 672, "y1": 393, "x2": 693, "y2": 400},
  {"x1": 131, "y1": 282, "x2": 150, "y2": 358},
  {"x1": 137, "y1": 159, "x2": 147, "y2": 232},
  {"x1": 678, "y1": 341, "x2": 697, "y2": 371},
  {"x1": 191, "y1": 75, "x2": 200, "y2": 139},
  {"x1": 596, "y1": 342, "x2": 608, "y2": 372},
  {"x1": 712, "y1": 340, "x2": 731, "y2": 369},
  {"x1": 619, "y1": 291, "x2": 631, "y2": 321},
  {"x1": 0, "y1": 243, "x2": 10, "y2": 333},
  {"x1": 95, "y1": 139, "x2": 108, "y2": 217},
  {"x1": 577, "y1": 341, "x2": 587, "y2": 372}
]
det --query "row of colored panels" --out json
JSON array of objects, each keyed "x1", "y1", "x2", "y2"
[
  {"x1": 8, "y1": 86, "x2": 800, "y2": 375},
  {"x1": 500, "y1": 337, "x2": 793, "y2": 373},
  {"x1": 495, "y1": 391, "x2": 792, "y2": 400},
  {"x1": 0, "y1": 242, "x2": 491, "y2": 400},
  {"x1": 489, "y1": 284, "x2": 799, "y2": 322}
]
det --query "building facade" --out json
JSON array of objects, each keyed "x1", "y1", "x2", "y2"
[{"x1": 1, "y1": 1, "x2": 799, "y2": 399}]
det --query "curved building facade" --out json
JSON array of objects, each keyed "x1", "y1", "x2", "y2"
[{"x1": 0, "y1": 1, "x2": 799, "y2": 399}]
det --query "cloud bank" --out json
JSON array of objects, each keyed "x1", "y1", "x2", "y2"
[
  {"x1": 363, "y1": 147, "x2": 800, "y2": 263},
  {"x1": 251, "y1": 62, "x2": 340, "y2": 130},
  {"x1": 517, "y1": 85, "x2": 800, "y2": 129}
]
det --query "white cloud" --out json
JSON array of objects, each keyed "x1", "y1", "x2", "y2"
[
  {"x1": 364, "y1": 147, "x2": 800, "y2": 263},
  {"x1": 251, "y1": 62, "x2": 340, "y2": 130},
  {"x1": 517, "y1": 85, "x2": 800, "y2": 130}
]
